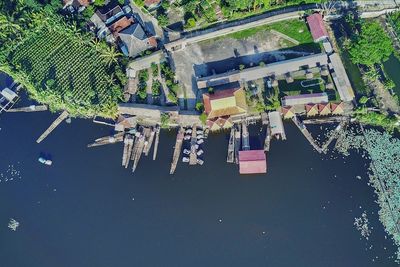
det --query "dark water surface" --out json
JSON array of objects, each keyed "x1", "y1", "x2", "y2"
[{"x1": 0, "y1": 109, "x2": 397, "y2": 267}]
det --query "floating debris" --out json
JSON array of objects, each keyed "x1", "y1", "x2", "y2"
[
  {"x1": 354, "y1": 211, "x2": 371, "y2": 240},
  {"x1": 8, "y1": 218, "x2": 19, "y2": 231}
]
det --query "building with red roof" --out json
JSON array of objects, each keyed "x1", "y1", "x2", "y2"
[
  {"x1": 238, "y1": 150, "x2": 267, "y2": 174},
  {"x1": 306, "y1": 13, "x2": 329, "y2": 42}
]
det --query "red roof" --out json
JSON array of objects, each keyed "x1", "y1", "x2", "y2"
[
  {"x1": 144, "y1": 0, "x2": 161, "y2": 7},
  {"x1": 239, "y1": 150, "x2": 267, "y2": 174},
  {"x1": 147, "y1": 36, "x2": 157, "y2": 47},
  {"x1": 318, "y1": 103, "x2": 330, "y2": 112},
  {"x1": 306, "y1": 13, "x2": 328, "y2": 41},
  {"x1": 109, "y1": 16, "x2": 134, "y2": 35}
]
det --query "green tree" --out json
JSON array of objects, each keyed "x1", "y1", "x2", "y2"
[
  {"x1": 199, "y1": 113, "x2": 207, "y2": 125},
  {"x1": 195, "y1": 102, "x2": 204, "y2": 112},
  {"x1": 384, "y1": 79, "x2": 396, "y2": 90},
  {"x1": 358, "y1": 96, "x2": 369, "y2": 105},
  {"x1": 348, "y1": 21, "x2": 394, "y2": 66},
  {"x1": 157, "y1": 14, "x2": 169, "y2": 27},
  {"x1": 185, "y1": 17, "x2": 196, "y2": 29},
  {"x1": 100, "y1": 45, "x2": 122, "y2": 67}
]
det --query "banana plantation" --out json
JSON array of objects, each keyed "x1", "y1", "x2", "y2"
[{"x1": 7, "y1": 20, "x2": 122, "y2": 118}]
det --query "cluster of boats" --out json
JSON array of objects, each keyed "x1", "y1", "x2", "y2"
[{"x1": 182, "y1": 127, "x2": 205, "y2": 165}]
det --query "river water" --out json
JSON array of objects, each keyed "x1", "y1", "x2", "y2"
[{"x1": 0, "y1": 74, "x2": 398, "y2": 266}]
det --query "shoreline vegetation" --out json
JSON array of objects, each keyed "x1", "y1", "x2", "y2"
[{"x1": 336, "y1": 127, "x2": 400, "y2": 261}]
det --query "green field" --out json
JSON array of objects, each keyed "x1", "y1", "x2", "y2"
[{"x1": 9, "y1": 27, "x2": 121, "y2": 118}]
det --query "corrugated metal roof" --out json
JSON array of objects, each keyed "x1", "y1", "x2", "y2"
[
  {"x1": 239, "y1": 150, "x2": 267, "y2": 174},
  {"x1": 307, "y1": 13, "x2": 328, "y2": 41},
  {"x1": 282, "y1": 93, "x2": 328, "y2": 106}
]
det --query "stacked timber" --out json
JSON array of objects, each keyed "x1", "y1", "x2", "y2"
[
  {"x1": 153, "y1": 125, "x2": 160, "y2": 160},
  {"x1": 144, "y1": 127, "x2": 155, "y2": 156},
  {"x1": 87, "y1": 132, "x2": 124, "y2": 147},
  {"x1": 122, "y1": 134, "x2": 134, "y2": 167},
  {"x1": 226, "y1": 127, "x2": 235, "y2": 163},
  {"x1": 170, "y1": 127, "x2": 184, "y2": 174},
  {"x1": 132, "y1": 129, "x2": 146, "y2": 173},
  {"x1": 36, "y1": 111, "x2": 69, "y2": 143}
]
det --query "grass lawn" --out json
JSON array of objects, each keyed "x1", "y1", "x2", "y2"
[
  {"x1": 224, "y1": 19, "x2": 313, "y2": 44},
  {"x1": 9, "y1": 27, "x2": 121, "y2": 118}
]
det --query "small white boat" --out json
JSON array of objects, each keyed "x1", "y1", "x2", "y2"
[
  {"x1": 195, "y1": 144, "x2": 199, "y2": 150},
  {"x1": 197, "y1": 135, "x2": 204, "y2": 139},
  {"x1": 196, "y1": 158, "x2": 204, "y2": 165},
  {"x1": 196, "y1": 139, "x2": 204, "y2": 145},
  {"x1": 183, "y1": 149, "x2": 190, "y2": 155},
  {"x1": 38, "y1": 157, "x2": 52, "y2": 166},
  {"x1": 184, "y1": 135, "x2": 191, "y2": 140},
  {"x1": 185, "y1": 129, "x2": 192, "y2": 134},
  {"x1": 196, "y1": 130, "x2": 203, "y2": 135},
  {"x1": 182, "y1": 157, "x2": 190, "y2": 163},
  {"x1": 196, "y1": 149, "x2": 204, "y2": 156}
]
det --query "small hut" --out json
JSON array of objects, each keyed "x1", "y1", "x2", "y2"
[{"x1": 331, "y1": 102, "x2": 344, "y2": 115}]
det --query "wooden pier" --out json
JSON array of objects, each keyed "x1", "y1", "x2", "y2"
[
  {"x1": 292, "y1": 116, "x2": 322, "y2": 153},
  {"x1": 7, "y1": 105, "x2": 47, "y2": 112},
  {"x1": 36, "y1": 111, "x2": 69, "y2": 143},
  {"x1": 153, "y1": 125, "x2": 160, "y2": 160},
  {"x1": 189, "y1": 125, "x2": 197, "y2": 165},
  {"x1": 303, "y1": 116, "x2": 344, "y2": 125},
  {"x1": 234, "y1": 124, "x2": 241, "y2": 164},
  {"x1": 170, "y1": 127, "x2": 184, "y2": 174},
  {"x1": 241, "y1": 121, "x2": 250, "y2": 151},
  {"x1": 226, "y1": 127, "x2": 235, "y2": 163},
  {"x1": 264, "y1": 126, "x2": 271, "y2": 152},
  {"x1": 87, "y1": 132, "x2": 124, "y2": 147}
]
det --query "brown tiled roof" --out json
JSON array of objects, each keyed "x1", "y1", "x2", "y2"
[
  {"x1": 144, "y1": 0, "x2": 161, "y2": 7},
  {"x1": 109, "y1": 16, "x2": 134, "y2": 35},
  {"x1": 203, "y1": 88, "x2": 247, "y2": 119},
  {"x1": 330, "y1": 102, "x2": 344, "y2": 114},
  {"x1": 318, "y1": 103, "x2": 330, "y2": 113}
]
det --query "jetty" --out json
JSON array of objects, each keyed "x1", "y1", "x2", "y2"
[
  {"x1": 153, "y1": 125, "x2": 160, "y2": 160},
  {"x1": 226, "y1": 127, "x2": 235, "y2": 163},
  {"x1": 170, "y1": 127, "x2": 184, "y2": 174},
  {"x1": 87, "y1": 132, "x2": 124, "y2": 147},
  {"x1": 303, "y1": 116, "x2": 344, "y2": 124},
  {"x1": 189, "y1": 125, "x2": 197, "y2": 165},
  {"x1": 291, "y1": 115, "x2": 322, "y2": 153},
  {"x1": 7, "y1": 105, "x2": 47, "y2": 112},
  {"x1": 241, "y1": 121, "x2": 250, "y2": 151},
  {"x1": 234, "y1": 124, "x2": 241, "y2": 164},
  {"x1": 36, "y1": 111, "x2": 69, "y2": 143}
]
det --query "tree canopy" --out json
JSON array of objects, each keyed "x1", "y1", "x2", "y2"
[{"x1": 348, "y1": 21, "x2": 394, "y2": 66}]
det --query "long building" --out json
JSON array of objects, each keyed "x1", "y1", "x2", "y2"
[
  {"x1": 281, "y1": 92, "x2": 329, "y2": 106},
  {"x1": 328, "y1": 53, "x2": 355, "y2": 102},
  {"x1": 197, "y1": 53, "x2": 328, "y2": 89}
]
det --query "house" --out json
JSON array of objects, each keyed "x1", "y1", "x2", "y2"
[
  {"x1": 118, "y1": 23, "x2": 157, "y2": 57},
  {"x1": 329, "y1": 53, "x2": 355, "y2": 102},
  {"x1": 318, "y1": 103, "x2": 331, "y2": 116},
  {"x1": 94, "y1": 3, "x2": 124, "y2": 25},
  {"x1": 281, "y1": 93, "x2": 328, "y2": 107},
  {"x1": 305, "y1": 104, "x2": 319, "y2": 117},
  {"x1": 144, "y1": 0, "x2": 162, "y2": 9},
  {"x1": 331, "y1": 102, "x2": 344, "y2": 115},
  {"x1": 238, "y1": 150, "x2": 267, "y2": 174},
  {"x1": 63, "y1": 0, "x2": 93, "y2": 12},
  {"x1": 281, "y1": 106, "x2": 295, "y2": 119},
  {"x1": 203, "y1": 87, "x2": 247, "y2": 120},
  {"x1": 109, "y1": 16, "x2": 134, "y2": 36},
  {"x1": 307, "y1": 13, "x2": 329, "y2": 42}
]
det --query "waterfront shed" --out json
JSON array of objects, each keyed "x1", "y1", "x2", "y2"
[
  {"x1": 331, "y1": 102, "x2": 344, "y2": 115},
  {"x1": 318, "y1": 103, "x2": 331, "y2": 116},
  {"x1": 268, "y1": 111, "x2": 285, "y2": 139},
  {"x1": 238, "y1": 150, "x2": 267, "y2": 174},
  {"x1": 307, "y1": 13, "x2": 329, "y2": 42},
  {"x1": 281, "y1": 93, "x2": 328, "y2": 107},
  {"x1": 305, "y1": 104, "x2": 319, "y2": 117}
]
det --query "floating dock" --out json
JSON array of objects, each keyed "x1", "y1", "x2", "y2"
[
  {"x1": 153, "y1": 125, "x2": 160, "y2": 160},
  {"x1": 36, "y1": 111, "x2": 69, "y2": 143},
  {"x1": 226, "y1": 127, "x2": 235, "y2": 163},
  {"x1": 170, "y1": 127, "x2": 184, "y2": 174},
  {"x1": 291, "y1": 115, "x2": 322, "y2": 153},
  {"x1": 87, "y1": 132, "x2": 124, "y2": 147}
]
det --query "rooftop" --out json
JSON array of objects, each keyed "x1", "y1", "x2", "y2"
[
  {"x1": 203, "y1": 88, "x2": 247, "y2": 119},
  {"x1": 306, "y1": 13, "x2": 328, "y2": 42},
  {"x1": 239, "y1": 150, "x2": 267, "y2": 174}
]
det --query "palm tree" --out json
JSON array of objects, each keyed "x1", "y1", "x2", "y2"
[{"x1": 99, "y1": 45, "x2": 122, "y2": 67}]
